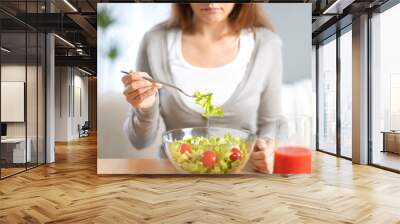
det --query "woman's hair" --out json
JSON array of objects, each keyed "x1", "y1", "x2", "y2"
[{"x1": 167, "y1": 3, "x2": 274, "y2": 32}]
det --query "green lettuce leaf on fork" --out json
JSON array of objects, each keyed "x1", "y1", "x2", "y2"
[{"x1": 194, "y1": 91, "x2": 224, "y2": 118}]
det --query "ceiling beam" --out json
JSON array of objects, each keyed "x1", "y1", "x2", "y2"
[
  {"x1": 322, "y1": 0, "x2": 356, "y2": 14},
  {"x1": 67, "y1": 13, "x2": 97, "y2": 39},
  {"x1": 13, "y1": 13, "x2": 82, "y2": 32},
  {"x1": 55, "y1": 55, "x2": 96, "y2": 72}
]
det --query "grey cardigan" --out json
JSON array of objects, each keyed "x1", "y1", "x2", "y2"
[{"x1": 124, "y1": 24, "x2": 283, "y2": 149}]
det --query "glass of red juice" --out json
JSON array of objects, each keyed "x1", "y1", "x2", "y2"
[{"x1": 272, "y1": 115, "x2": 313, "y2": 175}]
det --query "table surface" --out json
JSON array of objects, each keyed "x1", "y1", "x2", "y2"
[
  {"x1": 381, "y1": 131, "x2": 400, "y2": 134},
  {"x1": 97, "y1": 158, "x2": 261, "y2": 175}
]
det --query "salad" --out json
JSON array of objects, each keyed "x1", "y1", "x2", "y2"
[
  {"x1": 194, "y1": 91, "x2": 224, "y2": 118},
  {"x1": 168, "y1": 133, "x2": 249, "y2": 174}
]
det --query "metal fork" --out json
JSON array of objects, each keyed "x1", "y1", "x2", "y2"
[{"x1": 121, "y1": 70, "x2": 210, "y2": 98}]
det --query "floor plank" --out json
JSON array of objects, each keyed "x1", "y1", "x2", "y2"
[{"x1": 1, "y1": 134, "x2": 400, "y2": 224}]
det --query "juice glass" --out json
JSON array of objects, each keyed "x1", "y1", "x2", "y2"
[{"x1": 273, "y1": 115, "x2": 313, "y2": 174}]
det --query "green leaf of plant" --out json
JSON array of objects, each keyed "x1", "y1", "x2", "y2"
[
  {"x1": 107, "y1": 46, "x2": 119, "y2": 60},
  {"x1": 97, "y1": 9, "x2": 114, "y2": 29}
]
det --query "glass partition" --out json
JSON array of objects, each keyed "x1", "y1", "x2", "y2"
[
  {"x1": 339, "y1": 29, "x2": 352, "y2": 158},
  {"x1": 317, "y1": 36, "x2": 337, "y2": 155},
  {"x1": 1, "y1": 30, "x2": 28, "y2": 177},
  {"x1": 0, "y1": 1, "x2": 46, "y2": 179},
  {"x1": 38, "y1": 32, "x2": 45, "y2": 165},
  {"x1": 371, "y1": 3, "x2": 400, "y2": 171},
  {"x1": 27, "y1": 30, "x2": 38, "y2": 169}
]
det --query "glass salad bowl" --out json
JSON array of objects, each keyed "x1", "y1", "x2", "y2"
[{"x1": 162, "y1": 127, "x2": 257, "y2": 174}]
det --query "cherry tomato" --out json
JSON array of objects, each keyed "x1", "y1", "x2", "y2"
[
  {"x1": 202, "y1": 150, "x2": 217, "y2": 168},
  {"x1": 231, "y1": 147, "x2": 240, "y2": 154},
  {"x1": 179, "y1": 143, "x2": 192, "y2": 155},
  {"x1": 230, "y1": 151, "x2": 241, "y2": 161}
]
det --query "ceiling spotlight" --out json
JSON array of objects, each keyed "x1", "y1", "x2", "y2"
[
  {"x1": 63, "y1": 0, "x2": 78, "y2": 12},
  {"x1": 1, "y1": 47, "x2": 11, "y2": 53},
  {"x1": 78, "y1": 67, "x2": 92, "y2": 76},
  {"x1": 322, "y1": 0, "x2": 354, "y2": 15},
  {"x1": 76, "y1": 48, "x2": 84, "y2": 55},
  {"x1": 54, "y1": 34, "x2": 75, "y2": 48}
]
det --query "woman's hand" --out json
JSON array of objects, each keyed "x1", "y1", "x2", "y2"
[
  {"x1": 121, "y1": 70, "x2": 162, "y2": 109},
  {"x1": 251, "y1": 139, "x2": 275, "y2": 174}
]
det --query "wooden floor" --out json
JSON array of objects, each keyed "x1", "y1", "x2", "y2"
[
  {"x1": 1, "y1": 163, "x2": 44, "y2": 178},
  {"x1": 1, "y1": 135, "x2": 400, "y2": 224},
  {"x1": 373, "y1": 151, "x2": 400, "y2": 171},
  {"x1": 1, "y1": 167, "x2": 26, "y2": 178}
]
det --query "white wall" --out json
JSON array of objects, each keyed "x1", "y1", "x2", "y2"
[
  {"x1": 72, "y1": 73, "x2": 89, "y2": 138},
  {"x1": 54, "y1": 67, "x2": 89, "y2": 141},
  {"x1": 55, "y1": 67, "x2": 69, "y2": 141},
  {"x1": 1, "y1": 82, "x2": 24, "y2": 122},
  {"x1": 1, "y1": 65, "x2": 38, "y2": 138},
  {"x1": 98, "y1": 3, "x2": 314, "y2": 159},
  {"x1": 265, "y1": 4, "x2": 312, "y2": 84}
]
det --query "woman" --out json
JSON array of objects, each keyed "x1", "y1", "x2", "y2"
[{"x1": 122, "y1": 3, "x2": 282, "y2": 174}]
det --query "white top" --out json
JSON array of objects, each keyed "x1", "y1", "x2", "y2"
[{"x1": 167, "y1": 29, "x2": 255, "y2": 113}]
